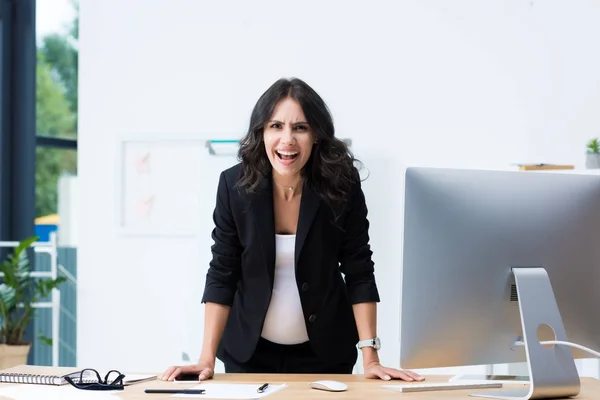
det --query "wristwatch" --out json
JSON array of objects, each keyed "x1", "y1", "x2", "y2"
[{"x1": 357, "y1": 337, "x2": 381, "y2": 351}]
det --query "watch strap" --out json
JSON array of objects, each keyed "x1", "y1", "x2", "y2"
[{"x1": 357, "y1": 337, "x2": 380, "y2": 350}]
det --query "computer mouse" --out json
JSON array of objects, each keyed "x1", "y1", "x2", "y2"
[{"x1": 309, "y1": 380, "x2": 348, "y2": 392}]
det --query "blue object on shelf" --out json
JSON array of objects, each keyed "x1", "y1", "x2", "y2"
[
  {"x1": 35, "y1": 224, "x2": 58, "y2": 242},
  {"x1": 35, "y1": 214, "x2": 59, "y2": 242}
]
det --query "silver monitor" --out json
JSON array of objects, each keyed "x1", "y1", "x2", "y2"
[{"x1": 399, "y1": 167, "x2": 600, "y2": 400}]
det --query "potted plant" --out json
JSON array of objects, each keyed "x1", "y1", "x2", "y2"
[
  {"x1": 585, "y1": 138, "x2": 600, "y2": 169},
  {"x1": 0, "y1": 236, "x2": 65, "y2": 369}
]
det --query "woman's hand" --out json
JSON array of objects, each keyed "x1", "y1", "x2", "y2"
[
  {"x1": 363, "y1": 360, "x2": 424, "y2": 382},
  {"x1": 160, "y1": 359, "x2": 215, "y2": 382}
]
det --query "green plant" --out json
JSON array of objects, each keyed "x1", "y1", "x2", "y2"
[
  {"x1": 586, "y1": 138, "x2": 600, "y2": 154},
  {"x1": 0, "y1": 236, "x2": 66, "y2": 345}
]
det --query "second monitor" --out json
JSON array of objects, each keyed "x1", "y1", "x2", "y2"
[{"x1": 399, "y1": 167, "x2": 600, "y2": 400}]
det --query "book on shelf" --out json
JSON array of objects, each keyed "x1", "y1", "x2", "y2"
[{"x1": 516, "y1": 163, "x2": 574, "y2": 171}]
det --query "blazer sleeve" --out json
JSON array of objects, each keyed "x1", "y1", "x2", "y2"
[
  {"x1": 339, "y1": 177, "x2": 381, "y2": 304},
  {"x1": 201, "y1": 171, "x2": 243, "y2": 306}
]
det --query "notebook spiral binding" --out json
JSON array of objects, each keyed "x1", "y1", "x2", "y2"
[{"x1": 0, "y1": 372, "x2": 96, "y2": 385}]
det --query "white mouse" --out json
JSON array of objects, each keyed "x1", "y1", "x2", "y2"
[{"x1": 309, "y1": 380, "x2": 348, "y2": 392}]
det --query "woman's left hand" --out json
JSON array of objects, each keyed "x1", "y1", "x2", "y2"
[{"x1": 363, "y1": 361, "x2": 425, "y2": 381}]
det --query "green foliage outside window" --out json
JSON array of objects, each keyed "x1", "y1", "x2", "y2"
[{"x1": 36, "y1": 1, "x2": 79, "y2": 218}]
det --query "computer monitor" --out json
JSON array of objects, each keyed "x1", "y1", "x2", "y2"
[{"x1": 399, "y1": 167, "x2": 600, "y2": 400}]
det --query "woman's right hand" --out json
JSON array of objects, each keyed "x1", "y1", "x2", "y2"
[{"x1": 160, "y1": 359, "x2": 215, "y2": 382}]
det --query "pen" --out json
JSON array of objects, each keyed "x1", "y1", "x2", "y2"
[
  {"x1": 144, "y1": 389, "x2": 205, "y2": 394},
  {"x1": 257, "y1": 383, "x2": 269, "y2": 393}
]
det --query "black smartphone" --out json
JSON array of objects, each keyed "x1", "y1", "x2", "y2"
[{"x1": 174, "y1": 373, "x2": 200, "y2": 382}]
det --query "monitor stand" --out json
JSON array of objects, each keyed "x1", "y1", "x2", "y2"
[{"x1": 469, "y1": 267, "x2": 580, "y2": 400}]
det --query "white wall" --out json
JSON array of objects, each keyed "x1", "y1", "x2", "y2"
[{"x1": 78, "y1": 0, "x2": 600, "y2": 376}]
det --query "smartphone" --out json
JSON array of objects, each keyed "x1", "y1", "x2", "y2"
[{"x1": 174, "y1": 373, "x2": 200, "y2": 382}]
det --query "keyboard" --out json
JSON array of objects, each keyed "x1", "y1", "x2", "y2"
[{"x1": 382, "y1": 381, "x2": 503, "y2": 393}]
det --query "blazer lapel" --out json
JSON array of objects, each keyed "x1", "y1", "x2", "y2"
[
  {"x1": 250, "y1": 176, "x2": 276, "y2": 284},
  {"x1": 295, "y1": 183, "x2": 321, "y2": 265}
]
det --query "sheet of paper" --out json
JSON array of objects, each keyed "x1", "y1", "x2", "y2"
[
  {"x1": 0, "y1": 385, "x2": 121, "y2": 400},
  {"x1": 173, "y1": 383, "x2": 288, "y2": 399},
  {"x1": 122, "y1": 373, "x2": 157, "y2": 385}
]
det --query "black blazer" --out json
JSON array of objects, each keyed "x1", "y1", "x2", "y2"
[{"x1": 201, "y1": 163, "x2": 380, "y2": 366}]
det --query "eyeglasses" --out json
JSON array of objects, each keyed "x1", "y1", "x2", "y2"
[{"x1": 65, "y1": 368, "x2": 125, "y2": 391}]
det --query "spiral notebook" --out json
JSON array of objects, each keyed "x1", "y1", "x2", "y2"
[{"x1": 0, "y1": 365, "x2": 87, "y2": 386}]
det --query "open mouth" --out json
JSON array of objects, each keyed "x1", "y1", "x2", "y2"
[{"x1": 276, "y1": 150, "x2": 299, "y2": 161}]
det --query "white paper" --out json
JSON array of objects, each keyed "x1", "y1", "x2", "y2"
[
  {"x1": 173, "y1": 383, "x2": 288, "y2": 399},
  {"x1": 0, "y1": 385, "x2": 121, "y2": 400},
  {"x1": 122, "y1": 374, "x2": 157, "y2": 384}
]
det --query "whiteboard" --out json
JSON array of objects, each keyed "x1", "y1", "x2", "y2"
[{"x1": 116, "y1": 138, "x2": 239, "y2": 237}]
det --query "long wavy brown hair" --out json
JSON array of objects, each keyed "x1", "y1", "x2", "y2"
[{"x1": 236, "y1": 77, "x2": 363, "y2": 215}]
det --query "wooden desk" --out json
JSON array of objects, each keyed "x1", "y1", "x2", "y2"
[{"x1": 2, "y1": 372, "x2": 599, "y2": 399}]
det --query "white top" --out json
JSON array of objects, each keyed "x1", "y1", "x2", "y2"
[{"x1": 261, "y1": 234, "x2": 309, "y2": 344}]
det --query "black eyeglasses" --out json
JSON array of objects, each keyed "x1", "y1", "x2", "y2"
[{"x1": 65, "y1": 368, "x2": 125, "y2": 391}]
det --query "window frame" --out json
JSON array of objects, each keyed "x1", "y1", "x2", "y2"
[
  {"x1": 37, "y1": 136, "x2": 78, "y2": 150},
  {"x1": 0, "y1": 0, "x2": 39, "y2": 364}
]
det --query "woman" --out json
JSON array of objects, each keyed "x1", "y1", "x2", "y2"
[{"x1": 161, "y1": 78, "x2": 423, "y2": 382}]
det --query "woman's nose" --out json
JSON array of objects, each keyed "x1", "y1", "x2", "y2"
[{"x1": 281, "y1": 128, "x2": 295, "y2": 144}]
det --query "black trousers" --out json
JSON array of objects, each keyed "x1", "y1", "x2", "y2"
[{"x1": 221, "y1": 337, "x2": 355, "y2": 374}]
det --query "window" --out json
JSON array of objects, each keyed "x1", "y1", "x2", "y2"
[
  {"x1": 34, "y1": 0, "x2": 79, "y2": 368},
  {"x1": 36, "y1": 0, "x2": 78, "y2": 218}
]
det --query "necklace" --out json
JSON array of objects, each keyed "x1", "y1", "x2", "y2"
[{"x1": 273, "y1": 178, "x2": 301, "y2": 192}]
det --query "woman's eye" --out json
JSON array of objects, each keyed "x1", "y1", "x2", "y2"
[
  {"x1": 294, "y1": 125, "x2": 308, "y2": 131},
  {"x1": 270, "y1": 123, "x2": 281, "y2": 129}
]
